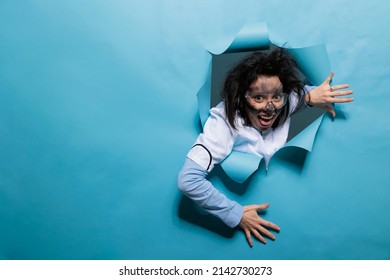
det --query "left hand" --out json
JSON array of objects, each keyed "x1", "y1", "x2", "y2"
[
  {"x1": 306, "y1": 72, "x2": 353, "y2": 117},
  {"x1": 239, "y1": 203, "x2": 280, "y2": 247}
]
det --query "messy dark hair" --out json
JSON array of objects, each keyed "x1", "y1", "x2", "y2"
[{"x1": 222, "y1": 47, "x2": 306, "y2": 130}]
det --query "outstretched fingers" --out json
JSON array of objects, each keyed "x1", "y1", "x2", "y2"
[
  {"x1": 244, "y1": 229, "x2": 253, "y2": 247},
  {"x1": 331, "y1": 89, "x2": 353, "y2": 96},
  {"x1": 251, "y1": 227, "x2": 268, "y2": 244},
  {"x1": 324, "y1": 104, "x2": 336, "y2": 118},
  {"x1": 245, "y1": 203, "x2": 270, "y2": 211},
  {"x1": 329, "y1": 89, "x2": 354, "y2": 104},
  {"x1": 323, "y1": 72, "x2": 335, "y2": 85},
  {"x1": 245, "y1": 223, "x2": 278, "y2": 247},
  {"x1": 331, "y1": 97, "x2": 354, "y2": 103},
  {"x1": 261, "y1": 220, "x2": 281, "y2": 232},
  {"x1": 330, "y1": 84, "x2": 350, "y2": 91},
  {"x1": 241, "y1": 203, "x2": 281, "y2": 247},
  {"x1": 257, "y1": 224, "x2": 276, "y2": 241},
  {"x1": 310, "y1": 72, "x2": 353, "y2": 117}
]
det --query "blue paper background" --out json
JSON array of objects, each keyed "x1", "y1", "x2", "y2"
[{"x1": 1, "y1": 0, "x2": 389, "y2": 259}]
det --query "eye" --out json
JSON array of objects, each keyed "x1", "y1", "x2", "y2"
[
  {"x1": 254, "y1": 95, "x2": 266, "y2": 102},
  {"x1": 273, "y1": 94, "x2": 283, "y2": 102}
]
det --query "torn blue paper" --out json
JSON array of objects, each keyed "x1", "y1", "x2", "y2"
[{"x1": 197, "y1": 22, "x2": 330, "y2": 183}]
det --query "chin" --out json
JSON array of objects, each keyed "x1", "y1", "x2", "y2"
[{"x1": 258, "y1": 123, "x2": 274, "y2": 131}]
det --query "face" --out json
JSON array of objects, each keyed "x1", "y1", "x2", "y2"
[{"x1": 245, "y1": 75, "x2": 285, "y2": 131}]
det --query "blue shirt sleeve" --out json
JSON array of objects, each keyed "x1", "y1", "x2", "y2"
[{"x1": 178, "y1": 157, "x2": 243, "y2": 228}]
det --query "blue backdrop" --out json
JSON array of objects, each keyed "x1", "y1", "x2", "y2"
[{"x1": 1, "y1": 0, "x2": 389, "y2": 259}]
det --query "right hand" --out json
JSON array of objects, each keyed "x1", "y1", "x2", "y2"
[{"x1": 239, "y1": 203, "x2": 280, "y2": 247}]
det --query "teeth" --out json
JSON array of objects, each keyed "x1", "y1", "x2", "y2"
[{"x1": 259, "y1": 115, "x2": 273, "y2": 120}]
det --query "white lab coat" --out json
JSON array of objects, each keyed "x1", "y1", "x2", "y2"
[{"x1": 187, "y1": 92, "x2": 301, "y2": 172}]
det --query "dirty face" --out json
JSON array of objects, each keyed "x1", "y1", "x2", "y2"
[{"x1": 245, "y1": 75, "x2": 286, "y2": 131}]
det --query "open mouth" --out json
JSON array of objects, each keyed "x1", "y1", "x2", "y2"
[{"x1": 258, "y1": 114, "x2": 275, "y2": 127}]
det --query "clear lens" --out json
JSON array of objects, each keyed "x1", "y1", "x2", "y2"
[{"x1": 245, "y1": 92, "x2": 287, "y2": 110}]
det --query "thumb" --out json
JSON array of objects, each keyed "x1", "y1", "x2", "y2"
[
  {"x1": 324, "y1": 104, "x2": 336, "y2": 118},
  {"x1": 245, "y1": 203, "x2": 270, "y2": 212},
  {"x1": 322, "y1": 71, "x2": 334, "y2": 86}
]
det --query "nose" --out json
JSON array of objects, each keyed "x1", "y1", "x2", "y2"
[{"x1": 265, "y1": 101, "x2": 275, "y2": 111}]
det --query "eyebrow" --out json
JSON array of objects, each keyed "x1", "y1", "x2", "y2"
[
  {"x1": 248, "y1": 85, "x2": 283, "y2": 93},
  {"x1": 248, "y1": 88, "x2": 284, "y2": 95}
]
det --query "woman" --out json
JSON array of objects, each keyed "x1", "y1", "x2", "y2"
[{"x1": 178, "y1": 47, "x2": 353, "y2": 247}]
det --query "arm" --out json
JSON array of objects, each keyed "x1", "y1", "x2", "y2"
[
  {"x1": 179, "y1": 103, "x2": 280, "y2": 246},
  {"x1": 178, "y1": 157, "x2": 243, "y2": 227},
  {"x1": 178, "y1": 158, "x2": 280, "y2": 246},
  {"x1": 305, "y1": 72, "x2": 354, "y2": 117}
]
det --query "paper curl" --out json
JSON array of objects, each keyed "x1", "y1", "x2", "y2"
[{"x1": 197, "y1": 22, "x2": 330, "y2": 183}]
